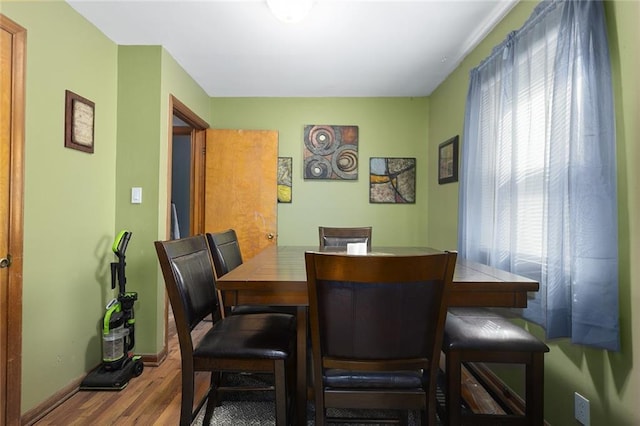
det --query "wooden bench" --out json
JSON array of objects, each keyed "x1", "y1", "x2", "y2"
[{"x1": 442, "y1": 308, "x2": 549, "y2": 425}]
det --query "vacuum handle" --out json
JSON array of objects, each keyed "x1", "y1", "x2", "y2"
[
  {"x1": 110, "y1": 262, "x2": 117, "y2": 290},
  {"x1": 113, "y1": 230, "x2": 131, "y2": 258}
]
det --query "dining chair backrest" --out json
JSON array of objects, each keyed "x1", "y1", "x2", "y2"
[
  {"x1": 206, "y1": 229, "x2": 295, "y2": 317},
  {"x1": 305, "y1": 250, "x2": 457, "y2": 425},
  {"x1": 155, "y1": 235, "x2": 219, "y2": 339},
  {"x1": 318, "y1": 226, "x2": 372, "y2": 251},
  {"x1": 206, "y1": 229, "x2": 243, "y2": 278}
]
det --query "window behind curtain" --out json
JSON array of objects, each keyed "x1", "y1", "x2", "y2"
[{"x1": 458, "y1": 0, "x2": 619, "y2": 350}]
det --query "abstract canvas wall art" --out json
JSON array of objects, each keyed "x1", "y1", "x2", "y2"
[
  {"x1": 369, "y1": 157, "x2": 416, "y2": 204},
  {"x1": 303, "y1": 125, "x2": 358, "y2": 180},
  {"x1": 277, "y1": 157, "x2": 292, "y2": 203}
]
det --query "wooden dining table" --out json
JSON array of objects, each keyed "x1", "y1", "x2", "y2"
[{"x1": 216, "y1": 246, "x2": 539, "y2": 425}]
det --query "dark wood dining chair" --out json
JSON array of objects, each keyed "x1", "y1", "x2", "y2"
[
  {"x1": 206, "y1": 229, "x2": 295, "y2": 316},
  {"x1": 205, "y1": 229, "x2": 243, "y2": 278},
  {"x1": 155, "y1": 235, "x2": 296, "y2": 426},
  {"x1": 318, "y1": 226, "x2": 373, "y2": 250},
  {"x1": 305, "y1": 250, "x2": 457, "y2": 426}
]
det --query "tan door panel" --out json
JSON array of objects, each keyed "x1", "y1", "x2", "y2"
[{"x1": 204, "y1": 129, "x2": 278, "y2": 261}]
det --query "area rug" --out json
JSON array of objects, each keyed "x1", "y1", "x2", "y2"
[
  {"x1": 191, "y1": 374, "x2": 433, "y2": 425},
  {"x1": 193, "y1": 401, "x2": 423, "y2": 426}
]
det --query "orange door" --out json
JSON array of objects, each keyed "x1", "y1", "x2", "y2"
[
  {"x1": 0, "y1": 14, "x2": 25, "y2": 426},
  {"x1": 204, "y1": 129, "x2": 278, "y2": 261},
  {"x1": 0, "y1": 24, "x2": 9, "y2": 426}
]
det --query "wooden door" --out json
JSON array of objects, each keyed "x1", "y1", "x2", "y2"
[
  {"x1": 0, "y1": 14, "x2": 25, "y2": 426},
  {"x1": 204, "y1": 129, "x2": 278, "y2": 261}
]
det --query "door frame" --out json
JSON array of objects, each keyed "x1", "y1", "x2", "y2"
[
  {"x1": 0, "y1": 14, "x2": 26, "y2": 426},
  {"x1": 169, "y1": 96, "x2": 208, "y2": 235},
  {"x1": 164, "y1": 95, "x2": 208, "y2": 355}
]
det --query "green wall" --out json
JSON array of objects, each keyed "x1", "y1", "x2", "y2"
[
  {"x1": 427, "y1": 1, "x2": 640, "y2": 424},
  {"x1": 0, "y1": 0, "x2": 119, "y2": 413},
  {"x1": 115, "y1": 46, "x2": 164, "y2": 358},
  {"x1": 114, "y1": 46, "x2": 211, "y2": 356},
  {"x1": 210, "y1": 97, "x2": 433, "y2": 247}
]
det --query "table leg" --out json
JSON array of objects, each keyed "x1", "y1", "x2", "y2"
[{"x1": 296, "y1": 306, "x2": 307, "y2": 426}]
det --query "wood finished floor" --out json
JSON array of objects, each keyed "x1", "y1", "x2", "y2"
[
  {"x1": 32, "y1": 315, "x2": 502, "y2": 425},
  {"x1": 33, "y1": 316, "x2": 212, "y2": 426}
]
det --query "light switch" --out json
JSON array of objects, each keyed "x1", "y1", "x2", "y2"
[{"x1": 131, "y1": 187, "x2": 142, "y2": 204}]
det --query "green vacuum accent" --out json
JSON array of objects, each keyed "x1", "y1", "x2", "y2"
[
  {"x1": 80, "y1": 230, "x2": 143, "y2": 391},
  {"x1": 103, "y1": 299, "x2": 122, "y2": 335},
  {"x1": 112, "y1": 229, "x2": 130, "y2": 255}
]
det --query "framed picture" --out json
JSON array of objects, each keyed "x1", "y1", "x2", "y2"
[
  {"x1": 369, "y1": 157, "x2": 416, "y2": 204},
  {"x1": 65, "y1": 90, "x2": 95, "y2": 153},
  {"x1": 438, "y1": 135, "x2": 459, "y2": 184},
  {"x1": 277, "y1": 157, "x2": 292, "y2": 203},
  {"x1": 303, "y1": 125, "x2": 358, "y2": 180}
]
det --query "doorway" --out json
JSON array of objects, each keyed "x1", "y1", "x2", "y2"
[
  {"x1": 171, "y1": 117, "x2": 193, "y2": 239},
  {"x1": 164, "y1": 96, "x2": 208, "y2": 357},
  {"x1": 169, "y1": 96, "x2": 208, "y2": 237}
]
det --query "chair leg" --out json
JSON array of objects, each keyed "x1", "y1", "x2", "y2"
[
  {"x1": 527, "y1": 353, "x2": 545, "y2": 426},
  {"x1": 420, "y1": 409, "x2": 427, "y2": 426},
  {"x1": 202, "y1": 373, "x2": 220, "y2": 425},
  {"x1": 315, "y1": 389, "x2": 325, "y2": 426},
  {"x1": 445, "y1": 351, "x2": 462, "y2": 426},
  {"x1": 286, "y1": 354, "x2": 297, "y2": 424},
  {"x1": 274, "y1": 359, "x2": 288, "y2": 426},
  {"x1": 203, "y1": 397, "x2": 216, "y2": 425},
  {"x1": 180, "y1": 367, "x2": 195, "y2": 426},
  {"x1": 427, "y1": 376, "x2": 438, "y2": 426},
  {"x1": 400, "y1": 410, "x2": 409, "y2": 426},
  {"x1": 210, "y1": 371, "x2": 223, "y2": 408}
]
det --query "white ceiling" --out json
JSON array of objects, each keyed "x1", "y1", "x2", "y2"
[{"x1": 66, "y1": 0, "x2": 517, "y2": 97}]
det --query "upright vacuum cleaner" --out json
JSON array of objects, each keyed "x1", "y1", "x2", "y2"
[{"x1": 80, "y1": 230, "x2": 144, "y2": 390}]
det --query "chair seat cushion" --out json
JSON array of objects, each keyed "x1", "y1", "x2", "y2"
[
  {"x1": 323, "y1": 369, "x2": 424, "y2": 389},
  {"x1": 443, "y1": 313, "x2": 549, "y2": 353},
  {"x1": 194, "y1": 313, "x2": 296, "y2": 359}
]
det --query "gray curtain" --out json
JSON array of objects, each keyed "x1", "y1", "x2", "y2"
[{"x1": 458, "y1": 0, "x2": 619, "y2": 350}]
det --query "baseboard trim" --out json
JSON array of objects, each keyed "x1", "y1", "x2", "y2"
[
  {"x1": 20, "y1": 349, "x2": 167, "y2": 426},
  {"x1": 141, "y1": 347, "x2": 167, "y2": 367},
  {"x1": 21, "y1": 375, "x2": 82, "y2": 426}
]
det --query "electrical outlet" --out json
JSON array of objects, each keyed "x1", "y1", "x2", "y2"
[{"x1": 574, "y1": 392, "x2": 590, "y2": 425}]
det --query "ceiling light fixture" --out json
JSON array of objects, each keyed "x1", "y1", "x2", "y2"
[{"x1": 266, "y1": 0, "x2": 314, "y2": 24}]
